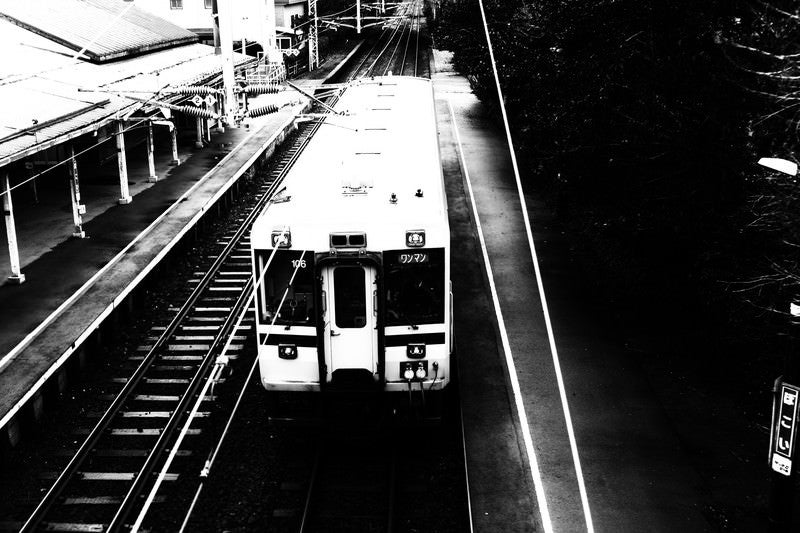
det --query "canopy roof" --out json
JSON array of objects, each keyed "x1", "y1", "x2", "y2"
[{"x1": 0, "y1": 0, "x2": 197, "y2": 63}]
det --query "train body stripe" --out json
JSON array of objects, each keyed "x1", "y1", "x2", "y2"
[
  {"x1": 259, "y1": 334, "x2": 317, "y2": 347},
  {"x1": 384, "y1": 332, "x2": 445, "y2": 347}
]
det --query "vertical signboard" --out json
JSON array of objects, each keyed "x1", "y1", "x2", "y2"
[{"x1": 771, "y1": 381, "x2": 800, "y2": 476}]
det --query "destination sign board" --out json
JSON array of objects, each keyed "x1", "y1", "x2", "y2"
[{"x1": 771, "y1": 382, "x2": 800, "y2": 476}]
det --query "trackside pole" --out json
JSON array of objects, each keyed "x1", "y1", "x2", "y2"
[
  {"x1": 68, "y1": 145, "x2": 86, "y2": 238},
  {"x1": 146, "y1": 122, "x2": 157, "y2": 183},
  {"x1": 116, "y1": 121, "x2": 132, "y2": 204},
  {"x1": 195, "y1": 117, "x2": 204, "y2": 149},
  {"x1": 170, "y1": 121, "x2": 181, "y2": 165},
  {"x1": 2, "y1": 172, "x2": 25, "y2": 284},
  {"x1": 217, "y1": 0, "x2": 237, "y2": 125}
]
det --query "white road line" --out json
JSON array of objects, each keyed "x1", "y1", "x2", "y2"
[
  {"x1": 474, "y1": 1, "x2": 595, "y2": 530},
  {"x1": 448, "y1": 99, "x2": 553, "y2": 533}
]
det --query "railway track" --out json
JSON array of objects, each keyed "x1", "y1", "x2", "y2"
[
  {"x1": 299, "y1": 431, "x2": 399, "y2": 533},
  {"x1": 256, "y1": 409, "x2": 465, "y2": 533},
  {"x1": 336, "y1": 0, "x2": 426, "y2": 81},
  {"x1": 8, "y1": 117, "x2": 322, "y2": 532}
]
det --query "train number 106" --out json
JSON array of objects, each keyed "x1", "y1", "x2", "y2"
[{"x1": 291, "y1": 259, "x2": 307, "y2": 269}]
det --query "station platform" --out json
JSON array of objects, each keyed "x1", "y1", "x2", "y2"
[
  {"x1": 433, "y1": 49, "x2": 710, "y2": 532},
  {"x1": 0, "y1": 46, "x2": 358, "y2": 442}
]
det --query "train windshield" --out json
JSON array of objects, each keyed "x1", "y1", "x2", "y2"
[
  {"x1": 255, "y1": 250, "x2": 316, "y2": 327},
  {"x1": 384, "y1": 248, "x2": 445, "y2": 327}
]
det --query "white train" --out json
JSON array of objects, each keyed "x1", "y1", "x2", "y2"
[{"x1": 250, "y1": 76, "x2": 451, "y2": 392}]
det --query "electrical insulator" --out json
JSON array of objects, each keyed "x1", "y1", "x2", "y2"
[
  {"x1": 247, "y1": 104, "x2": 279, "y2": 118},
  {"x1": 243, "y1": 84, "x2": 281, "y2": 96},
  {"x1": 166, "y1": 86, "x2": 219, "y2": 96},
  {"x1": 174, "y1": 105, "x2": 219, "y2": 120}
]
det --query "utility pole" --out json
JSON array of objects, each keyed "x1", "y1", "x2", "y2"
[
  {"x1": 212, "y1": 0, "x2": 221, "y2": 54},
  {"x1": 357, "y1": 0, "x2": 362, "y2": 34},
  {"x1": 217, "y1": 0, "x2": 237, "y2": 125},
  {"x1": 308, "y1": 0, "x2": 319, "y2": 70}
]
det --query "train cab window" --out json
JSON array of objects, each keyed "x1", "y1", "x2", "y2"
[
  {"x1": 255, "y1": 250, "x2": 316, "y2": 327},
  {"x1": 384, "y1": 248, "x2": 445, "y2": 327},
  {"x1": 334, "y1": 266, "x2": 367, "y2": 328}
]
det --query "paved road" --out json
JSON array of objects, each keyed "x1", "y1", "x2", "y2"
[{"x1": 433, "y1": 49, "x2": 710, "y2": 532}]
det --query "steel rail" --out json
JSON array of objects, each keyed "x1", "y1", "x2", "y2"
[
  {"x1": 384, "y1": 11, "x2": 411, "y2": 76},
  {"x1": 386, "y1": 444, "x2": 398, "y2": 533},
  {"x1": 133, "y1": 87, "x2": 342, "y2": 530},
  {"x1": 113, "y1": 274, "x2": 257, "y2": 531},
  {"x1": 397, "y1": 0, "x2": 417, "y2": 75},
  {"x1": 366, "y1": 9, "x2": 407, "y2": 77},
  {"x1": 350, "y1": 29, "x2": 393, "y2": 78},
  {"x1": 413, "y1": 0, "x2": 421, "y2": 77},
  {"x1": 21, "y1": 122, "x2": 310, "y2": 533},
  {"x1": 298, "y1": 446, "x2": 323, "y2": 533},
  {"x1": 110, "y1": 119, "x2": 325, "y2": 531}
]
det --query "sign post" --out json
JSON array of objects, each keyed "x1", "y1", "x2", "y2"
[
  {"x1": 770, "y1": 380, "x2": 800, "y2": 476},
  {"x1": 768, "y1": 301, "x2": 800, "y2": 531}
]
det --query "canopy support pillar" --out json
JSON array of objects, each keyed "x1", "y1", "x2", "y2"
[
  {"x1": 116, "y1": 121, "x2": 132, "y2": 204},
  {"x1": 2, "y1": 172, "x2": 25, "y2": 284}
]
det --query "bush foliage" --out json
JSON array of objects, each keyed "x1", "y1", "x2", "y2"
[{"x1": 431, "y1": 0, "x2": 800, "y2": 340}]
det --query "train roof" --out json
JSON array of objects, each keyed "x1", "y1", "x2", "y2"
[{"x1": 252, "y1": 76, "x2": 448, "y2": 252}]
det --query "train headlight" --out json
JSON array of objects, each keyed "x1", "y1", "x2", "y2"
[
  {"x1": 271, "y1": 230, "x2": 291, "y2": 248},
  {"x1": 278, "y1": 344, "x2": 297, "y2": 360},
  {"x1": 400, "y1": 361, "x2": 428, "y2": 381},
  {"x1": 405, "y1": 229, "x2": 425, "y2": 248}
]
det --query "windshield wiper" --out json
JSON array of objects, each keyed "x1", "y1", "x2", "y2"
[{"x1": 399, "y1": 310, "x2": 419, "y2": 330}]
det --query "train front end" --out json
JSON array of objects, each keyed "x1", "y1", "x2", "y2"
[{"x1": 250, "y1": 76, "x2": 451, "y2": 394}]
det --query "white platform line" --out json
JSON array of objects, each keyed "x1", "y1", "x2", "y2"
[
  {"x1": 474, "y1": 1, "x2": 595, "y2": 530},
  {"x1": 448, "y1": 100, "x2": 553, "y2": 533}
]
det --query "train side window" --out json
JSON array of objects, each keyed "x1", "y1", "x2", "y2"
[{"x1": 334, "y1": 266, "x2": 367, "y2": 328}]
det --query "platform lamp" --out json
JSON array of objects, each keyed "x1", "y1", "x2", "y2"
[{"x1": 760, "y1": 156, "x2": 800, "y2": 531}]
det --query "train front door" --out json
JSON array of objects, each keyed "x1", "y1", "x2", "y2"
[{"x1": 322, "y1": 264, "x2": 378, "y2": 379}]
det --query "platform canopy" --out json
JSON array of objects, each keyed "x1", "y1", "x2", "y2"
[
  {"x1": 0, "y1": 2, "x2": 254, "y2": 168},
  {"x1": 0, "y1": 0, "x2": 198, "y2": 63}
]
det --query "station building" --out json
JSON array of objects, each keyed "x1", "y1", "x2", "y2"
[{"x1": 0, "y1": 0, "x2": 261, "y2": 284}]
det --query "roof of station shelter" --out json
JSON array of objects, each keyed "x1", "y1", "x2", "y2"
[
  {"x1": 0, "y1": 0, "x2": 198, "y2": 63},
  {"x1": 0, "y1": 4, "x2": 254, "y2": 168}
]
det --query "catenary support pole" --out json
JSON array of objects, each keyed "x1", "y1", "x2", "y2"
[
  {"x1": 116, "y1": 121, "x2": 132, "y2": 204},
  {"x1": 68, "y1": 145, "x2": 86, "y2": 238},
  {"x1": 195, "y1": 117, "x2": 204, "y2": 149},
  {"x1": 356, "y1": 0, "x2": 362, "y2": 34},
  {"x1": 212, "y1": 0, "x2": 221, "y2": 54},
  {"x1": 217, "y1": 0, "x2": 237, "y2": 125},
  {"x1": 2, "y1": 172, "x2": 25, "y2": 284},
  {"x1": 170, "y1": 121, "x2": 180, "y2": 165},
  {"x1": 146, "y1": 121, "x2": 157, "y2": 182}
]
